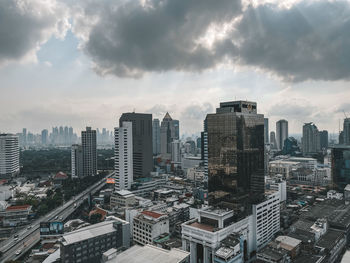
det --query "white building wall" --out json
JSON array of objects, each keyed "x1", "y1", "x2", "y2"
[
  {"x1": 0, "y1": 134, "x2": 20, "y2": 177},
  {"x1": 253, "y1": 191, "x2": 280, "y2": 250},
  {"x1": 115, "y1": 122, "x2": 133, "y2": 191}
]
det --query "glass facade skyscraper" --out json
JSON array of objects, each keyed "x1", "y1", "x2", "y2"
[
  {"x1": 331, "y1": 145, "x2": 350, "y2": 191},
  {"x1": 204, "y1": 101, "x2": 265, "y2": 211}
]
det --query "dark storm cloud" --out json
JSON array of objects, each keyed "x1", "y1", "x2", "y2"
[
  {"x1": 0, "y1": 0, "x2": 69, "y2": 64},
  {"x1": 75, "y1": 0, "x2": 242, "y2": 77},
  {"x1": 74, "y1": 0, "x2": 350, "y2": 81},
  {"x1": 235, "y1": 1, "x2": 350, "y2": 82}
]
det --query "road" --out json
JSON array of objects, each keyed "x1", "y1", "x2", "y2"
[{"x1": 0, "y1": 173, "x2": 111, "y2": 262}]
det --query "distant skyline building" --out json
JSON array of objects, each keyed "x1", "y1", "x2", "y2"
[
  {"x1": 276, "y1": 119, "x2": 288, "y2": 151},
  {"x1": 264, "y1": 118, "x2": 269, "y2": 144},
  {"x1": 320, "y1": 130, "x2": 329, "y2": 149},
  {"x1": 71, "y1": 144, "x2": 83, "y2": 178},
  {"x1": 41, "y1": 129, "x2": 48, "y2": 145},
  {"x1": 114, "y1": 121, "x2": 133, "y2": 191},
  {"x1": 302, "y1": 122, "x2": 320, "y2": 154},
  {"x1": 270, "y1": 131, "x2": 277, "y2": 149},
  {"x1": 119, "y1": 112, "x2": 153, "y2": 178},
  {"x1": 0, "y1": 134, "x2": 20, "y2": 178},
  {"x1": 204, "y1": 100, "x2": 265, "y2": 211},
  {"x1": 160, "y1": 112, "x2": 179, "y2": 159},
  {"x1": 152, "y1": 119, "x2": 161, "y2": 155},
  {"x1": 81, "y1": 127, "x2": 97, "y2": 177},
  {"x1": 344, "y1": 118, "x2": 350, "y2": 145}
]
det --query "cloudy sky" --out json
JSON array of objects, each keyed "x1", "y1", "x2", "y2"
[{"x1": 1, "y1": 0, "x2": 350, "y2": 137}]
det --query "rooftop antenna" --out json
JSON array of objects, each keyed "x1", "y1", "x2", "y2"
[{"x1": 343, "y1": 110, "x2": 348, "y2": 119}]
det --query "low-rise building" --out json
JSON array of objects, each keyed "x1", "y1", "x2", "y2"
[
  {"x1": 0, "y1": 204, "x2": 32, "y2": 226},
  {"x1": 110, "y1": 190, "x2": 136, "y2": 209},
  {"x1": 60, "y1": 218, "x2": 130, "y2": 263},
  {"x1": 133, "y1": 210, "x2": 169, "y2": 246},
  {"x1": 102, "y1": 244, "x2": 189, "y2": 263}
]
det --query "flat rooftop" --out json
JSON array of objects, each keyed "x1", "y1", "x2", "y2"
[
  {"x1": 61, "y1": 220, "x2": 120, "y2": 245},
  {"x1": 189, "y1": 222, "x2": 214, "y2": 232},
  {"x1": 106, "y1": 244, "x2": 189, "y2": 263}
]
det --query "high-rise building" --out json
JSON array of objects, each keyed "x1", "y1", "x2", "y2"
[
  {"x1": 160, "y1": 112, "x2": 179, "y2": 158},
  {"x1": 270, "y1": 131, "x2": 277, "y2": 149},
  {"x1": 114, "y1": 122, "x2": 133, "y2": 191},
  {"x1": 81, "y1": 127, "x2": 97, "y2": 177},
  {"x1": 171, "y1": 140, "x2": 181, "y2": 165},
  {"x1": 204, "y1": 100, "x2": 265, "y2": 210},
  {"x1": 0, "y1": 134, "x2": 20, "y2": 178},
  {"x1": 264, "y1": 118, "x2": 269, "y2": 144},
  {"x1": 71, "y1": 144, "x2": 83, "y2": 178},
  {"x1": 68, "y1": 127, "x2": 73, "y2": 144},
  {"x1": 119, "y1": 113, "x2": 153, "y2": 178},
  {"x1": 152, "y1": 119, "x2": 161, "y2": 155},
  {"x1": 320, "y1": 130, "x2": 328, "y2": 149},
  {"x1": 41, "y1": 129, "x2": 48, "y2": 145},
  {"x1": 344, "y1": 118, "x2": 350, "y2": 145},
  {"x1": 276, "y1": 119, "x2": 288, "y2": 151},
  {"x1": 302, "y1": 122, "x2": 321, "y2": 154},
  {"x1": 173, "y1": 119, "x2": 180, "y2": 140},
  {"x1": 331, "y1": 145, "x2": 350, "y2": 191}
]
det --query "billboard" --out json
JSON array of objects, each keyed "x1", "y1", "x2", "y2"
[
  {"x1": 40, "y1": 221, "x2": 64, "y2": 236},
  {"x1": 106, "y1": 178, "x2": 115, "y2": 184}
]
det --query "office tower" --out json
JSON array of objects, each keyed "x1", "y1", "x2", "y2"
[
  {"x1": 173, "y1": 119, "x2": 180, "y2": 140},
  {"x1": 160, "y1": 112, "x2": 178, "y2": 158},
  {"x1": 270, "y1": 131, "x2": 277, "y2": 149},
  {"x1": 276, "y1": 119, "x2": 288, "y2": 150},
  {"x1": 344, "y1": 118, "x2": 350, "y2": 145},
  {"x1": 0, "y1": 134, "x2": 20, "y2": 178},
  {"x1": 81, "y1": 127, "x2": 97, "y2": 177},
  {"x1": 331, "y1": 145, "x2": 350, "y2": 191},
  {"x1": 196, "y1": 137, "x2": 201, "y2": 149},
  {"x1": 102, "y1": 128, "x2": 107, "y2": 144},
  {"x1": 264, "y1": 118, "x2": 269, "y2": 144},
  {"x1": 320, "y1": 130, "x2": 328, "y2": 149},
  {"x1": 171, "y1": 140, "x2": 181, "y2": 164},
  {"x1": 41, "y1": 129, "x2": 48, "y2": 145},
  {"x1": 119, "y1": 113, "x2": 153, "y2": 178},
  {"x1": 302, "y1": 122, "x2": 321, "y2": 154},
  {"x1": 204, "y1": 100, "x2": 265, "y2": 210},
  {"x1": 114, "y1": 122, "x2": 133, "y2": 191},
  {"x1": 71, "y1": 144, "x2": 83, "y2": 178},
  {"x1": 152, "y1": 119, "x2": 161, "y2": 155}
]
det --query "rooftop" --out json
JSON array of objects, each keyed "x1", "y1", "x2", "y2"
[
  {"x1": 61, "y1": 220, "x2": 123, "y2": 245},
  {"x1": 316, "y1": 229, "x2": 344, "y2": 250},
  {"x1": 106, "y1": 244, "x2": 189, "y2": 263},
  {"x1": 141, "y1": 210, "x2": 165, "y2": 219},
  {"x1": 189, "y1": 222, "x2": 214, "y2": 232},
  {"x1": 115, "y1": 190, "x2": 134, "y2": 197},
  {"x1": 6, "y1": 204, "x2": 31, "y2": 211},
  {"x1": 275, "y1": 236, "x2": 301, "y2": 250}
]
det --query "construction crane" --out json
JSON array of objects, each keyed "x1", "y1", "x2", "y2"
[{"x1": 343, "y1": 110, "x2": 349, "y2": 119}]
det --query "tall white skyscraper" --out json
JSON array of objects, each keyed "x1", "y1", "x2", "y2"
[
  {"x1": 276, "y1": 119, "x2": 288, "y2": 151},
  {"x1": 0, "y1": 134, "x2": 20, "y2": 178},
  {"x1": 171, "y1": 140, "x2": 181, "y2": 164},
  {"x1": 71, "y1": 144, "x2": 83, "y2": 178},
  {"x1": 115, "y1": 122, "x2": 133, "y2": 191}
]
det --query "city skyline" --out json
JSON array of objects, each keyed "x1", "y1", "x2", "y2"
[{"x1": 1, "y1": 0, "x2": 350, "y2": 135}]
